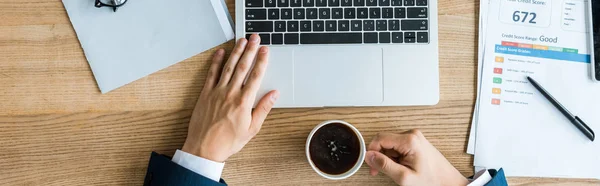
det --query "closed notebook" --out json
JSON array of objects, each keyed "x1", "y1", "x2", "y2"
[{"x1": 62, "y1": 0, "x2": 234, "y2": 93}]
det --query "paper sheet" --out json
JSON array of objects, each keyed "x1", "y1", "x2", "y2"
[
  {"x1": 63, "y1": 0, "x2": 234, "y2": 93},
  {"x1": 467, "y1": 0, "x2": 490, "y2": 155},
  {"x1": 474, "y1": 0, "x2": 600, "y2": 178}
]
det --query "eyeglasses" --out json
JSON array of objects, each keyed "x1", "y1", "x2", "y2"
[{"x1": 95, "y1": 0, "x2": 128, "y2": 12}]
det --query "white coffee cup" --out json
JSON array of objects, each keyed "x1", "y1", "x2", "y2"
[{"x1": 305, "y1": 120, "x2": 366, "y2": 180}]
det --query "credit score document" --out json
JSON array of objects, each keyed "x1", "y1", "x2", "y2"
[{"x1": 474, "y1": 0, "x2": 600, "y2": 178}]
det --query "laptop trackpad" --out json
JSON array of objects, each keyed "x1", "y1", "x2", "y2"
[{"x1": 293, "y1": 47, "x2": 383, "y2": 106}]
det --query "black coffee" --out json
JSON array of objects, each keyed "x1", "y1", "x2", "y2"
[{"x1": 309, "y1": 123, "x2": 360, "y2": 175}]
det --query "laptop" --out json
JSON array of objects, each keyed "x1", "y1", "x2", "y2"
[{"x1": 235, "y1": 0, "x2": 439, "y2": 107}]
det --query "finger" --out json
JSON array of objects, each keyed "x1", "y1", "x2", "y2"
[
  {"x1": 217, "y1": 38, "x2": 248, "y2": 87},
  {"x1": 243, "y1": 46, "x2": 269, "y2": 98},
  {"x1": 370, "y1": 149, "x2": 400, "y2": 176},
  {"x1": 249, "y1": 90, "x2": 279, "y2": 134},
  {"x1": 368, "y1": 131, "x2": 420, "y2": 155},
  {"x1": 382, "y1": 149, "x2": 401, "y2": 159},
  {"x1": 365, "y1": 151, "x2": 412, "y2": 178},
  {"x1": 230, "y1": 34, "x2": 262, "y2": 87},
  {"x1": 370, "y1": 167, "x2": 379, "y2": 176},
  {"x1": 202, "y1": 49, "x2": 225, "y2": 91}
]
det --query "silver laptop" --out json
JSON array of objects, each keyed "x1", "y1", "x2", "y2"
[{"x1": 235, "y1": 0, "x2": 439, "y2": 107}]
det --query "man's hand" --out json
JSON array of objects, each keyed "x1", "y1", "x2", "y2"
[
  {"x1": 365, "y1": 130, "x2": 469, "y2": 186},
  {"x1": 182, "y1": 34, "x2": 279, "y2": 162}
]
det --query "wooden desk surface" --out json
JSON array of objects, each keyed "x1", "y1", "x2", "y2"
[{"x1": 0, "y1": 0, "x2": 598, "y2": 185}]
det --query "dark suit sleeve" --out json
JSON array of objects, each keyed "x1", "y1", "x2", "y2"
[
  {"x1": 144, "y1": 152, "x2": 227, "y2": 186},
  {"x1": 484, "y1": 168, "x2": 508, "y2": 186}
]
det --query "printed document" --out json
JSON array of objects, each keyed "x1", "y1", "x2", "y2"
[{"x1": 474, "y1": 0, "x2": 600, "y2": 178}]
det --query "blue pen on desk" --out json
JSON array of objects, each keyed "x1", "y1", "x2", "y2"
[{"x1": 527, "y1": 76, "x2": 595, "y2": 141}]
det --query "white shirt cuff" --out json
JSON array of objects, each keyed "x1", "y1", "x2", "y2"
[
  {"x1": 467, "y1": 169, "x2": 493, "y2": 186},
  {"x1": 171, "y1": 149, "x2": 225, "y2": 182}
]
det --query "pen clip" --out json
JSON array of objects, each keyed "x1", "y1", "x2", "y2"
[{"x1": 575, "y1": 116, "x2": 595, "y2": 141}]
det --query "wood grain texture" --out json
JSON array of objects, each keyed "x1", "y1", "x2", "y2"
[{"x1": 0, "y1": 0, "x2": 598, "y2": 185}]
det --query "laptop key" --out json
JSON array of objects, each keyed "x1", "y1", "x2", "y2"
[
  {"x1": 416, "y1": 0, "x2": 427, "y2": 6},
  {"x1": 291, "y1": 0, "x2": 302, "y2": 7},
  {"x1": 313, "y1": 21, "x2": 325, "y2": 31},
  {"x1": 389, "y1": 20, "x2": 400, "y2": 30},
  {"x1": 344, "y1": 8, "x2": 356, "y2": 19},
  {"x1": 379, "y1": 0, "x2": 390, "y2": 6},
  {"x1": 304, "y1": 0, "x2": 315, "y2": 6},
  {"x1": 391, "y1": 0, "x2": 402, "y2": 6},
  {"x1": 259, "y1": 34, "x2": 271, "y2": 44},
  {"x1": 266, "y1": 0, "x2": 277, "y2": 7},
  {"x1": 329, "y1": 0, "x2": 340, "y2": 6},
  {"x1": 363, "y1": 20, "x2": 375, "y2": 31},
  {"x1": 300, "y1": 33, "x2": 363, "y2": 44},
  {"x1": 354, "y1": 0, "x2": 365, "y2": 6},
  {"x1": 307, "y1": 8, "x2": 318, "y2": 19},
  {"x1": 376, "y1": 20, "x2": 387, "y2": 31},
  {"x1": 282, "y1": 9, "x2": 293, "y2": 19},
  {"x1": 247, "y1": 0, "x2": 263, "y2": 7},
  {"x1": 401, "y1": 20, "x2": 427, "y2": 30},
  {"x1": 364, "y1": 32, "x2": 378, "y2": 43},
  {"x1": 246, "y1": 21, "x2": 274, "y2": 32},
  {"x1": 342, "y1": 0, "x2": 353, "y2": 6},
  {"x1": 394, "y1": 7, "x2": 406, "y2": 18},
  {"x1": 404, "y1": 0, "x2": 415, "y2": 6},
  {"x1": 246, "y1": 9, "x2": 267, "y2": 20},
  {"x1": 417, "y1": 32, "x2": 428, "y2": 43},
  {"x1": 319, "y1": 8, "x2": 331, "y2": 19},
  {"x1": 351, "y1": 20, "x2": 362, "y2": 31},
  {"x1": 285, "y1": 33, "x2": 299, "y2": 44},
  {"x1": 247, "y1": 34, "x2": 271, "y2": 44},
  {"x1": 316, "y1": 0, "x2": 327, "y2": 6},
  {"x1": 268, "y1": 9, "x2": 280, "y2": 19},
  {"x1": 288, "y1": 21, "x2": 300, "y2": 31},
  {"x1": 357, "y1": 8, "x2": 369, "y2": 18},
  {"x1": 300, "y1": 21, "x2": 312, "y2": 31},
  {"x1": 326, "y1": 20, "x2": 337, "y2": 31},
  {"x1": 369, "y1": 8, "x2": 381, "y2": 18},
  {"x1": 332, "y1": 8, "x2": 343, "y2": 19},
  {"x1": 272, "y1": 33, "x2": 284, "y2": 44},
  {"x1": 338, "y1": 20, "x2": 350, "y2": 31},
  {"x1": 366, "y1": 0, "x2": 377, "y2": 6},
  {"x1": 407, "y1": 7, "x2": 427, "y2": 18},
  {"x1": 278, "y1": 0, "x2": 289, "y2": 7},
  {"x1": 392, "y1": 32, "x2": 403, "y2": 43},
  {"x1": 294, "y1": 9, "x2": 305, "y2": 19},
  {"x1": 379, "y1": 32, "x2": 391, "y2": 43},
  {"x1": 404, "y1": 31, "x2": 415, "y2": 43},
  {"x1": 275, "y1": 21, "x2": 287, "y2": 32},
  {"x1": 382, "y1": 8, "x2": 393, "y2": 18}
]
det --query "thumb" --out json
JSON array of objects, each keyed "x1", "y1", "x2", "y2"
[
  {"x1": 250, "y1": 90, "x2": 279, "y2": 133},
  {"x1": 366, "y1": 151, "x2": 411, "y2": 178}
]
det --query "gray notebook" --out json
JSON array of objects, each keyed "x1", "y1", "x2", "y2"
[{"x1": 63, "y1": 0, "x2": 234, "y2": 93}]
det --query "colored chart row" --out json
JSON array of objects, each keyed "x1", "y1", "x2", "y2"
[
  {"x1": 501, "y1": 41, "x2": 579, "y2": 53},
  {"x1": 495, "y1": 41, "x2": 590, "y2": 63}
]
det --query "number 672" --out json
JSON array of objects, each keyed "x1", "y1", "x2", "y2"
[{"x1": 513, "y1": 11, "x2": 537, "y2": 24}]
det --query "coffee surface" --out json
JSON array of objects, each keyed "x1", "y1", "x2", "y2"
[{"x1": 309, "y1": 123, "x2": 361, "y2": 175}]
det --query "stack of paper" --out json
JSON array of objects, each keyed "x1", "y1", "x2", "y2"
[
  {"x1": 468, "y1": 0, "x2": 600, "y2": 179},
  {"x1": 63, "y1": 0, "x2": 234, "y2": 93}
]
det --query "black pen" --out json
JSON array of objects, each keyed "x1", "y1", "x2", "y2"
[{"x1": 527, "y1": 76, "x2": 595, "y2": 141}]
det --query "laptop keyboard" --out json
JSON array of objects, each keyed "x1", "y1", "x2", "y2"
[{"x1": 244, "y1": 0, "x2": 430, "y2": 45}]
